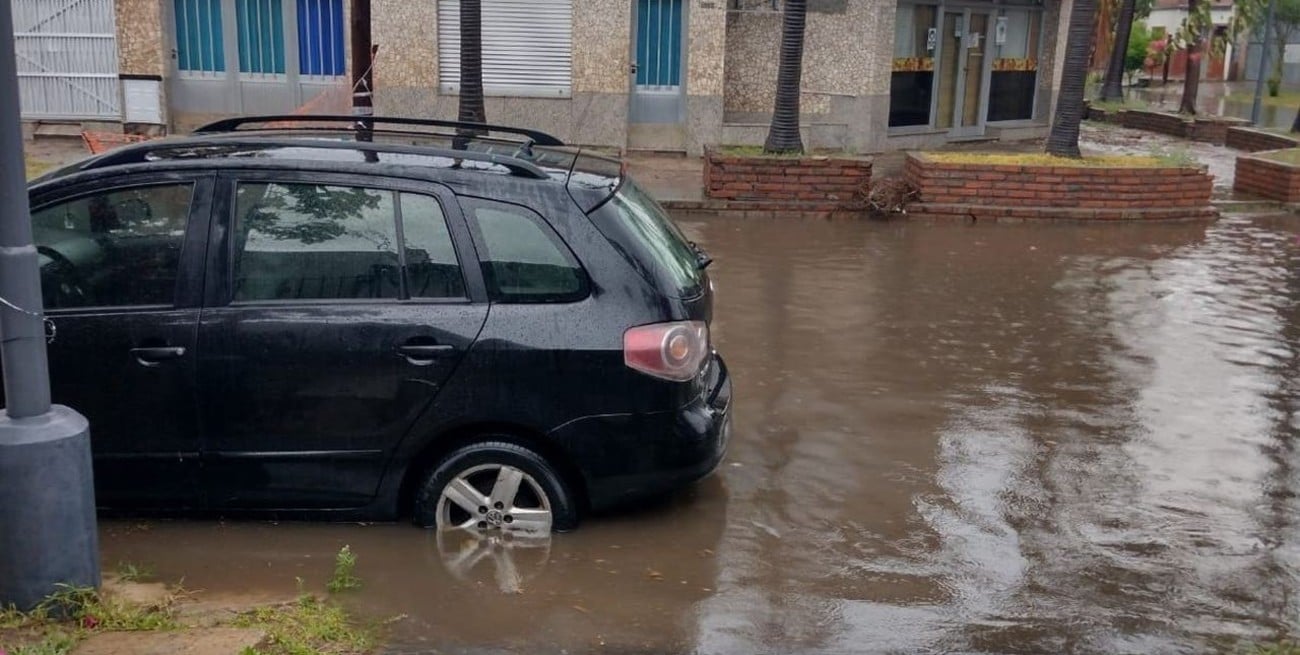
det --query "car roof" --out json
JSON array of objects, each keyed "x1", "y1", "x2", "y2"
[{"x1": 30, "y1": 115, "x2": 626, "y2": 212}]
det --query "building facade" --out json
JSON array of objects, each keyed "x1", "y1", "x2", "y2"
[
  {"x1": 1145, "y1": 0, "x2": 1237, "y2": 81},
  {"x1": 15, "y1": 0, "x2": 1069, "y2": 154}
]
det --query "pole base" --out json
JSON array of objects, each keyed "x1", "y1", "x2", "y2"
[{"x1": 0, "y1": 404, "x2": 99, "y2": 610}]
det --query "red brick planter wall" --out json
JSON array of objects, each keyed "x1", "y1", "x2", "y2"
[
  {"x1": 1120, "y1": 110, "x2": 1191, "y2": 138},
  {"x1": 1234, "y1": 152, "x2": 1300, "y2": 203},
  {"x1": 903, "y1": 153, "x2": 1216, "y2": 221},
  {"x1": 1190, "y1": 116, "x2": 1251, "y2": 145},
  {"x1": 1117, "y1": 110, "x2": 1247, "y2": 145},
  {"x1": 705, "y1": 148, "x2": 873, "y2": 212},
  {"x1": 1084, "y1": 105, "x2": 1122, "y2": 124},
  {"x1": 1226, "y1": 127, "x2": 1300, "y2": 153}
]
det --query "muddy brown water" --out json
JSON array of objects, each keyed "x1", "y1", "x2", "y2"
[{"x1": 102, "y1": 214, "x2": 1300, "y2": 654}]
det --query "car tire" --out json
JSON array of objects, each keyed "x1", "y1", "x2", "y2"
[{"x1": 413, "y1": 440, "x2": 579, "y2": 533}]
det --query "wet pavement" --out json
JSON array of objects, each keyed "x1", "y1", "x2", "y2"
[
  {"x1": 101, "y1": 213, "x2": 1300, "y2": 654},
  {"x1": 1132, "y1": 81, "x2": 1297, "y2": 131}
]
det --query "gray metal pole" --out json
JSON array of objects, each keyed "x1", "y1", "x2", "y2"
[
  {"x1": 0, "y1": 5, "x2": 50, "y2": 419},
  {"x1": 1252, "y1": 0, "x2": 1278, "y2": 125},
  {"x1": 0, "y1": 0, "x2": 100, "y2": 610}
]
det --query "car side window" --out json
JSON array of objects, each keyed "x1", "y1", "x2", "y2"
[
  {"x1": 399, "y1": 193, "x2": 466, "y2": 299},
  {"x1": 463, "y1": 199, "x2": 586, "y2": 303},
  {"x1": 233, "y1": 182, "x2": 401, "y2": 302},
  {"x1": 30, "y1": 183, "x2": 194, "y2": 310}
]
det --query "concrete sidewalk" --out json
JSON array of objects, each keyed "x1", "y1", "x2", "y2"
[{"x1": 624, "y1": 153, "x2": 704, "y2": 203}]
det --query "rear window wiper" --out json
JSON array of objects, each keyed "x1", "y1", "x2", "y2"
[{"x1": 688, "y1": 241, "x2": 713, "y2": 270}]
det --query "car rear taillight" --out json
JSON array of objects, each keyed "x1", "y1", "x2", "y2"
[{"x1": 624, "y1": 321, "x2": 709, "y2": 381}]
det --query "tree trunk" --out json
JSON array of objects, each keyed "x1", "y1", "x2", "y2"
[
  {"x1": 1093, "y1": 0, "x2": 1116, "y2": 73},
  {"x1": 1292, "y1": 103, "x2": 1300, "y2": 133},
  {"x1": 1047, "y1": 0, "x2": 1098, "y2": 158},
  {"x1": 1178, "y1": 0, "x2": 1203, "y2": 115},
  {"x1": 763, "y1": 0, "x2": 807, "y2": 154},
  {"x1": 456, "y1": 0, "x2": 486, "y2": 147},
  {"x1": 1100, "y1": 0, "x2": 1137, "y2": 101},
  {"x1": 1162, "y1": 37, "x2": 1171, "y2": 83}
]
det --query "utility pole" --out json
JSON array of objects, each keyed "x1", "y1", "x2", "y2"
[
  {"x1": 1252, "y1": 0, "x2": 1279, "y2": 125},
  {"x1": 0, "y1": 0, "x2": 99, "y2": 610},
  {"x1": 351, "y1": 0, "x2": 374, "y2": 125}
]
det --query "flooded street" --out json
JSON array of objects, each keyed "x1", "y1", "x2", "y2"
[{"x1": 102, "y1": 215, "x2": 1300, "y2": 654}]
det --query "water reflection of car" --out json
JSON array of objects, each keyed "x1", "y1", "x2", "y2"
[{"x1": 13, "y1": 115, "x2": 733, "y2": 533}]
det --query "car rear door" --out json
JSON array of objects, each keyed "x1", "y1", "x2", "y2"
[
  {"x1": 12, "y1": 173, "x2": 214, "y2": 508},
  {"x1": 197, "y1": 171, "x2": 488, "y2": 509}
]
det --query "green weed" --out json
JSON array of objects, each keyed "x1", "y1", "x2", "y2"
[
  {"x1": 113, "y1": 562, "x2": 154, "y2": 583},
  {"x1": 4, "y1": 629, "x2": 79, "y2": 655},
  {"x1": 232, "y1": 594, "x2": 373, "y2": 655},
  {"x1": 1250, "y1": 640, "x2": 1300, "y2": 655},
  {"x1": 326, "y1": 546, "x2": 361, "y2": 594}
]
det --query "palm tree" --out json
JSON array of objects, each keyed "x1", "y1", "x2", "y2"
[
  {"x1": 1100, "y1": 0, "x2": 1138, "y2": 101},
  {"x1": 1047, "y1": 0, "x2": 1098, "y2": 157},
  {"x1": 763, "y1": 0, "x2": 807, "y2": 154},
  {"x1": 456, "y1": 0, "x2": 486, "y2": 147}
]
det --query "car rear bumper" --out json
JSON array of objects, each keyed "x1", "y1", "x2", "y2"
[{"x1": 549, "y1": 353, "x2": 732, "y2": 512}]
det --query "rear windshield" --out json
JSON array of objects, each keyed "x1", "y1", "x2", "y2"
[{"x1": 604, "y1": 181, "x2": 703, "y2": 298}]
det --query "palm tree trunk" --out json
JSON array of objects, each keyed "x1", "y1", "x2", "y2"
[
  {"x1": 456, "y1": 0, "x2": 486, "y2": 148},
  {"x1": 1047, "y1": 0, "x2": 1098, "y2": 158},
  {"x1": 1100, "y1": 0, "x2": 1137, "y2": 101},
  {"x1": 763, "y1": 0, "x2": 807, "y2": 154},
  {"x1": 1178, "y1": 0, "x2": 1203, "y2": 115}
]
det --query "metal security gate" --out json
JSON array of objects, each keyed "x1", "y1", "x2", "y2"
[
  {"x1": 629, "y1": 0, "x2": 684, "y2": 124},
  {"x1": 12, "y1": 0, "x2": 121, "y2": 120},
  {"x1": 169, "y1": 0, "x2": 347, "y2": 118}
]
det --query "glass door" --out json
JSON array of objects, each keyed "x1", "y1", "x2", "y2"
[{"x1": 934, "y1": 7, "x2": 992, "y2": 136}]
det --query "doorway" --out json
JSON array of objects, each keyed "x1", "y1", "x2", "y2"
[
  {"x1": 628, "y1": 0, "x2": 687, "y2": 150},
  {"x1": 934, "y1": 7, "x2": 992, "y2": 137}
]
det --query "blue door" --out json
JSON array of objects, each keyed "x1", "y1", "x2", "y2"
[{"x1": 630, "y1": 0, "x2": 684, "y2": 124}]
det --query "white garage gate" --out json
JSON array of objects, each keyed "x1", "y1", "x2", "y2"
[{"x1": 11, "y1": 0, "x2": 121, "y2": 120}]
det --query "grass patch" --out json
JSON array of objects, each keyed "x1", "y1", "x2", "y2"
[
  {"x1": 24, "y1": 157, "x2": 51, "y2": 180},
  {"x1": 923, "y1": 151, "x2": 1188, "y2": 168},
  {"x1": 1246, "y1": 640, "x2": 1300, "y2": 655},
  {"x1": 0, "y1": 584, "x2": 178, "y2": 655},
  {"x1": 1226, "y1": 89, "x2": 1300, "y2": 109},
  {"x1": 3, "y1": 578, "x2": 379, "y2": 655},
  {"x1": 4, "y1": 629, "x2": 79, "y2": 655},
  {"x1": 1260, "y1": 148, "x2": 1300, "y2": 165},
  {"x1": 1089, "y1": 98, "x2": 1151, "y2": 113},
  {"x1": 233, "y1": 595, "x2": 374, "y2": 655}
]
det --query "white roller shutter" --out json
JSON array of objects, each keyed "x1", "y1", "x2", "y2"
[{"x1": 437, "y1": 0, "x2": 572, "y2": 97}]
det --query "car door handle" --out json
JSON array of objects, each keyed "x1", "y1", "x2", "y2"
[
  {"x1": 398, "y1": 344, "x2": 455, "y2": 362},
  {"x1": 130, "y1": 346, "x2": 186, "y2": 366}
]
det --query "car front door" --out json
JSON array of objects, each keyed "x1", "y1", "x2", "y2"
[
  {"x1": 9, "y1": 175, "x2": 215, "y2": 508},
  {"x1": 198, "y1": 172, "x2": 488, "y2": 509}
]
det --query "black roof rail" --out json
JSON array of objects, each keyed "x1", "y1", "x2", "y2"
[
  {"x1": 193, "y1": 115, "x2": 565, "y2": 146},
  {"x1": 78, "y1": 137, "x2": 554, "y2": 179}
]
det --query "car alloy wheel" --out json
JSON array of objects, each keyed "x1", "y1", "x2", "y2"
[{"x1": 437, "y1": 463, "x2": 552, "y2": 534}]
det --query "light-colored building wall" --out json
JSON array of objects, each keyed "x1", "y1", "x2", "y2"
[
  {"x1": 373, "y1": 0, "x2": 638, "y2": 150},
  {"x1": 116, "y1": 0, "x2": 166, "y2": 77},
  {"x1": 49, "y1": 0, "x2": 1066, "y2": 155},
  {"x1": 721, "y1": 0, "x2": 1061, "y2": 153}
]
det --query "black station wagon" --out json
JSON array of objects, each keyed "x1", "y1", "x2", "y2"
[{"x1": 8, "y1": 116, "x2": 732, "y2": 533}]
